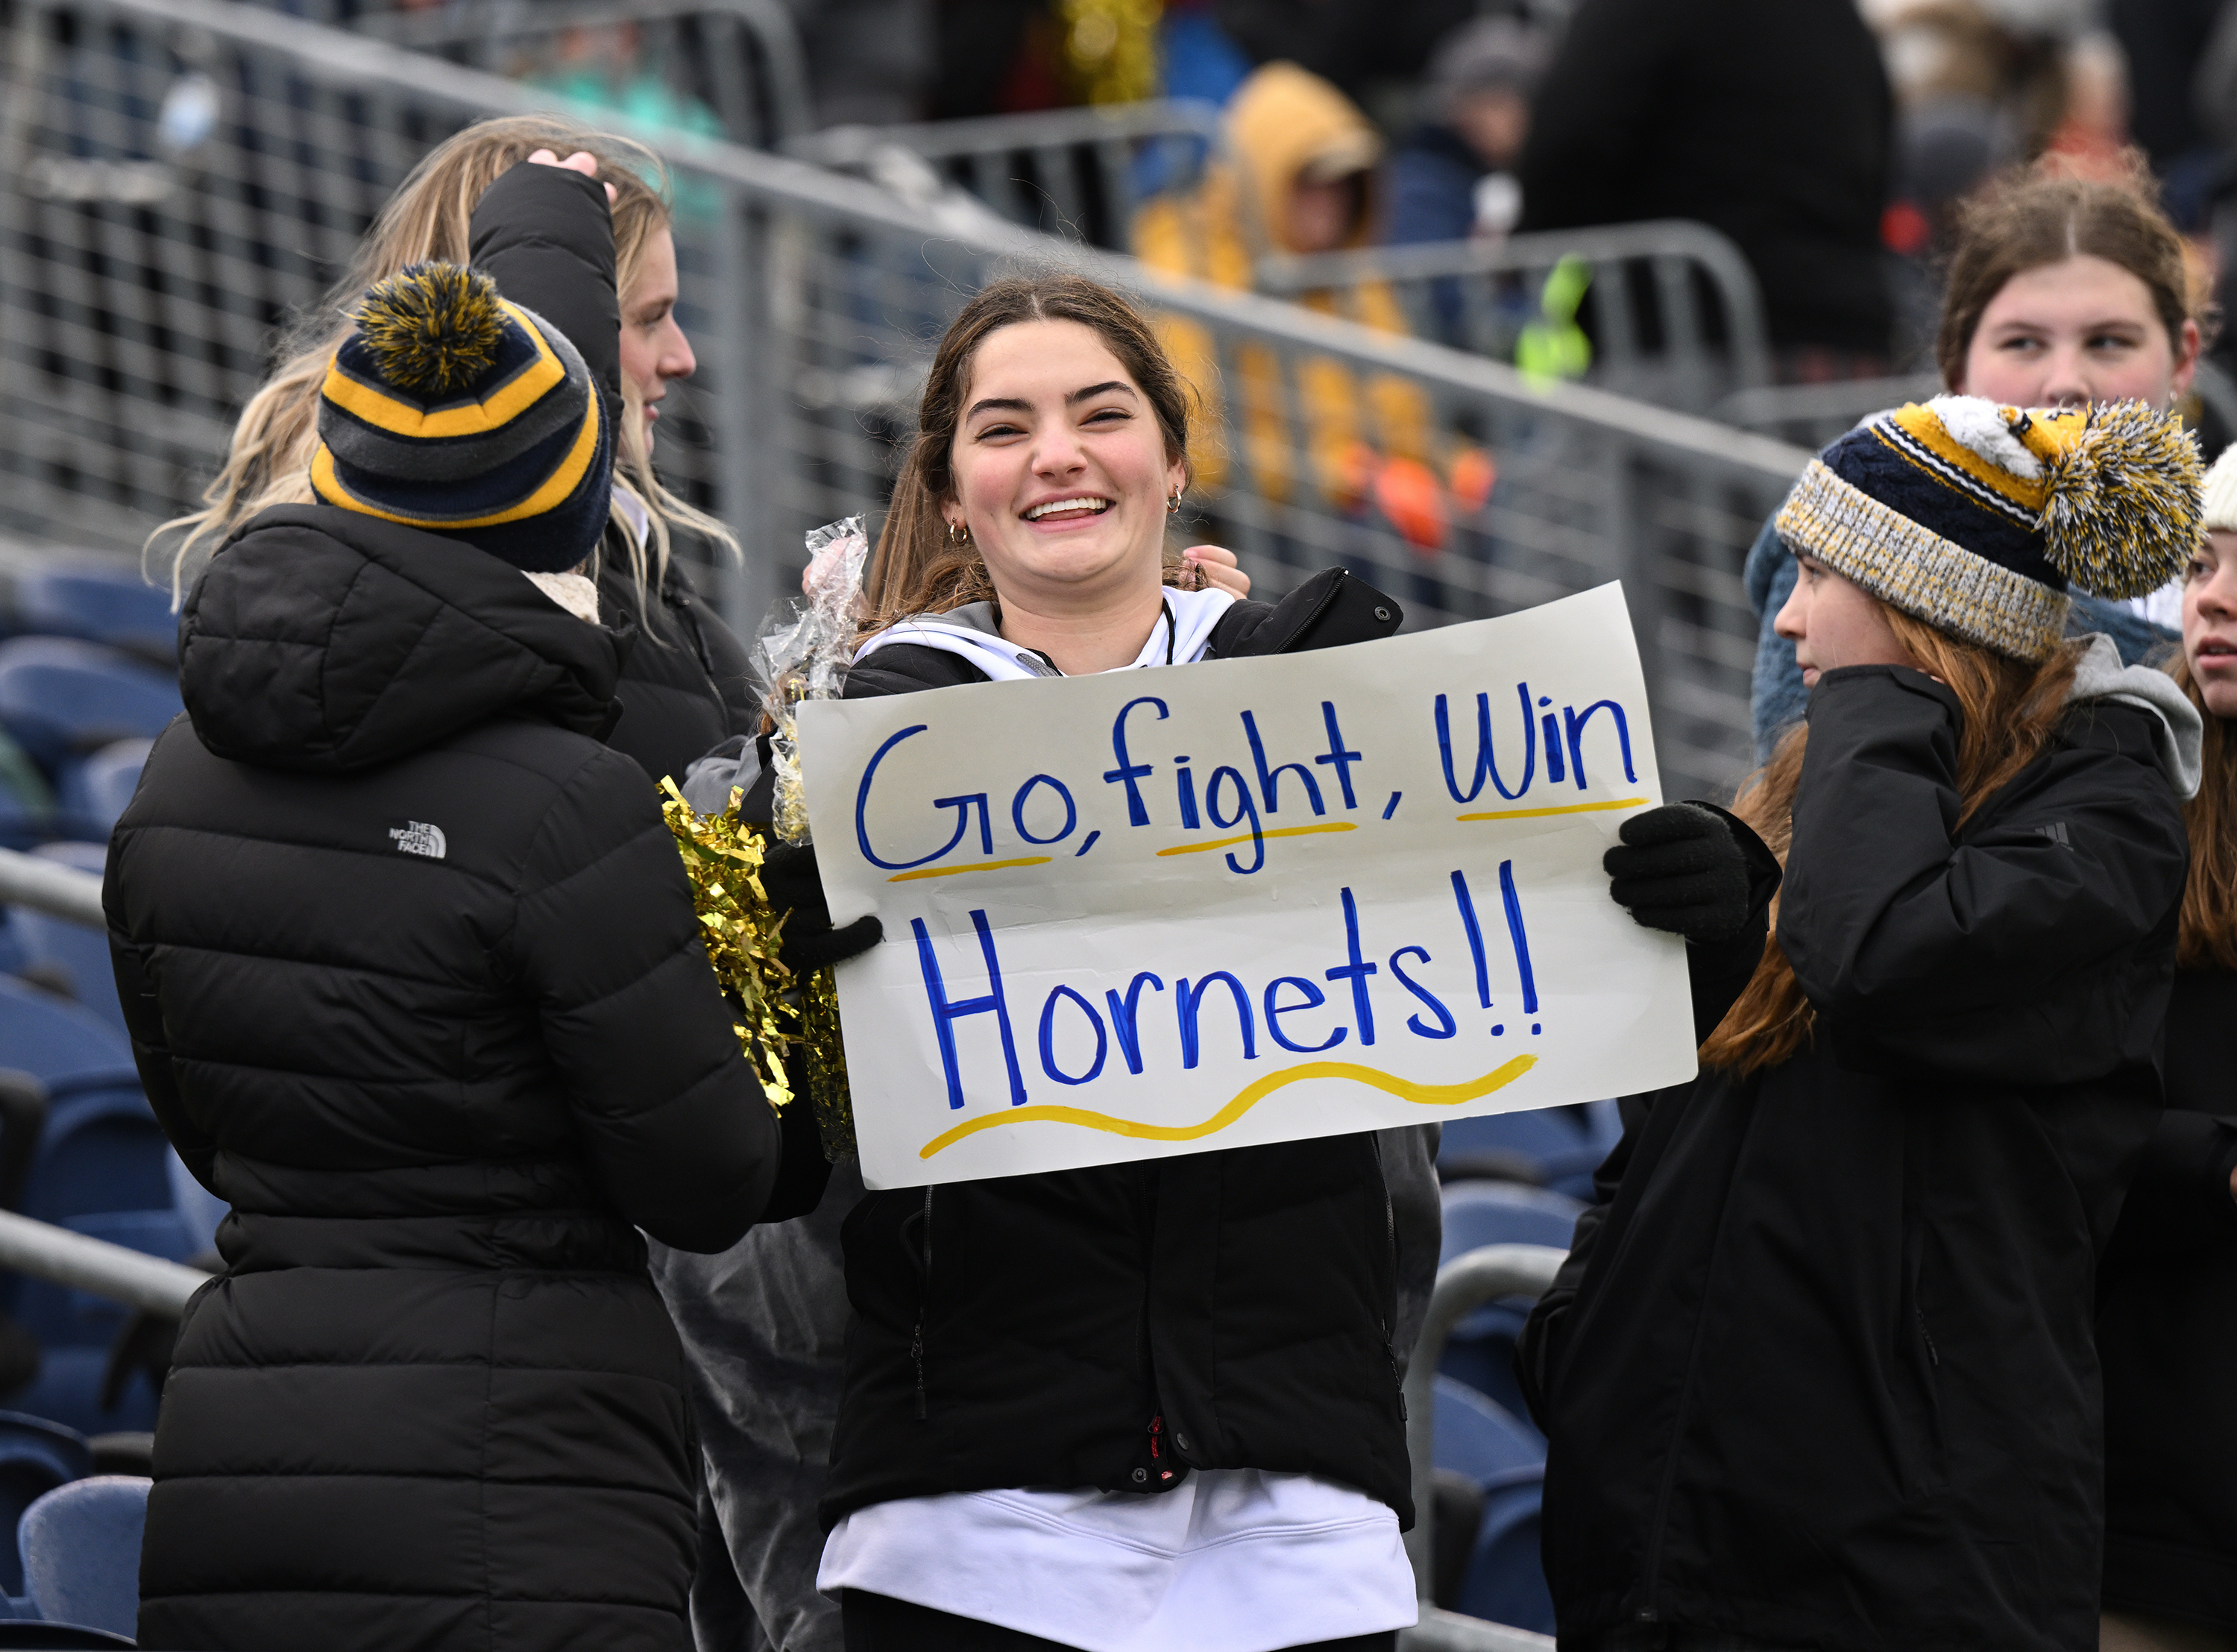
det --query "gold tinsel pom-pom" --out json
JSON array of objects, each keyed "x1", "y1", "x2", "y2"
[{"x1": 660, "y1": 778, "x2": 797, "y2": 1115}]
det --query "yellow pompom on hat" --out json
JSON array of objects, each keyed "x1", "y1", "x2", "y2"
[
  {"x1": 1775, "y1": 394, "x2": 2203, "y2": 659},
  {"x1": 2200, "y1": 439, "x2": 2237, "y2": 535}
]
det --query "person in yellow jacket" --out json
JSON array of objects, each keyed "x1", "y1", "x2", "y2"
[{"x1": 1134, "y1": 62, "x2": 1490, "y2": 552}]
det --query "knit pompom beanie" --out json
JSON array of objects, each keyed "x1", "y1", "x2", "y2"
[
  {"x1": 1775, "y1": 394, "x2": 2203, "y2": 658},
  {"x1": 310, "y1": 261, "x2": 611, "y2": 574}
]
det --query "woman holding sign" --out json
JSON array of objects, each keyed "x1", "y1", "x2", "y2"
[
  {"x1": 795, "y1": 271, "x2": 1428, "y2": 1652},
  {"x1": 1520, "y1": 397, "x2": 2203, "y2": 1650}
]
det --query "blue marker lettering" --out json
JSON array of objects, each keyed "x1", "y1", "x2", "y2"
[
  {"x1": 1435, "y1": 685, "x2": 1535, "y2": 804},
  {"x1": 1011, "y1": 774, "x2": 1077, "y2": 845},
  {"x1": 1564, "y1": 699, "x2": 1638, "y2": 788},
  {"x1": 1324, "y1": 886, "x2": 1379, "y2": 1046},
  {"x1": 1174, "y1": 759, "x2": 1201, "y2": 829},
  {"x1": 910, "y1": 911, "x2": 1028, "y2": 1110},
  {"x1": 1207, "y1": 766, "x2": 1264, "y2": 874},
  {"x1": 1104, "y1": 696, "x2": 1168, "y2": 825},
  {"x1": 1540, "y1": 701, "x2": 1566, "y2": 784},
  {"x1": 1104, "y1": 973, "x2": 1165, "y2": 1075},
  {"x1": 1499, "y1": 860, "x2": 1539, "y2": 1015},
  {"x1": 1242, "y1": 710, "x2": 1324, "y2": 816},
  {"x1": 856, "y1": 725, "x2": 984, "y2": 871},
  {"x1": 1315, "y1": 702, "x2": 1364, "y2": 809},
  {"x1": 1176, "y1": 972, "x2": 1257, "y2": 1068},
  {"x1": 1037, "y1": 986, "x2": 1108, "y2": 1085},
  {"x1": 1388, "y1": 946, "x2": 1457, "y2": 1039},
  {"x1": 1450, "y1": 870, "x2": 1491, "y2": 1009},
  {"x1": 1263, "y1": 975, "x2": 1346, "y2": 1053}
]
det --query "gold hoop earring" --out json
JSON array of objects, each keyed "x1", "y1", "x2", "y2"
[
  {"x1": 947, "y1": 520, "x2": 971, "y2": 547},
  {"x1": 1167, "y1": 491, "x2": 1183, "y2": 514}
]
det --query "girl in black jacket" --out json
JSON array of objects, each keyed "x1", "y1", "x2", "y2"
[
  {"x1": 1520, "y1": 396, "x2": 2203, "y2": 1652},
  {"x1": 107, "y1": 161, "x2": 808, "y2": 1652},
  {"x1": 2095, "y1": 444, "x2": 2237, "y2": 1652},
  {"x1": 802, "y1": 273, "x2": 1417, "y2": 1652}
]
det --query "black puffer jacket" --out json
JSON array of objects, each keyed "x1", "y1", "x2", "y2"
[
  {"x1": 2098, "y1": 967, "x2": 2237, "y2": 1630},
  {"x1": 107, "y1": 504, "x2": 792, "y2": 1652},
  {"x1": 822, "y1": 570, "x2": 1420, "y2": 1528},
  {"x1": 1518, "y1": 666, "x2": 2191, "y2": 1651}
]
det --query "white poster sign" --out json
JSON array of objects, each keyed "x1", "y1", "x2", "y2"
[{"x1": 797, "y1": 582, "x2": 1698, "y2": 1190}]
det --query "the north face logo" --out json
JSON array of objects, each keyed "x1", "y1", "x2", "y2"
[{"x1": 389, "y1": 821, "x2": 447, "y2": 860}]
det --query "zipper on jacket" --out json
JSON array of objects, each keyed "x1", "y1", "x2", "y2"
[
  {"x1": 1915, "y1": 1305, "x2": 1939, "y2": 1369},
  {"x1": 909, "y1": 1187, "x2": 934, "y2": 1420}
]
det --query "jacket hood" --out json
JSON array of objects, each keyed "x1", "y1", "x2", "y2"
[
  {"x1": 2068, "y1": 631, "x2": 2202, "y2": 799},
  {"x1": 180, "y1": 503, "x2": 628, "y2": 773},
  {"x1": 1223, "y1": 62, "x2": 1385, "y2": 254}
]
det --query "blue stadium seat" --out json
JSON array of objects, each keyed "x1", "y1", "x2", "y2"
[
  {"x1": 0, "y1": 981, "x2": 135, "y2": 1104},
  {"x1": 9, "y1": 919, "x2": 121, "y2": 1039},
  {"x1": 1439, "y1": 1100, "x2": 1623, "y2": 1199},
  {"x1": 1429, "y1": 1378, "x2": 1554, "y2": 1633},
  {"x1": 21, "y1": 1091, "x2": 172, "y2": 1233},
  {"x1": 1437, "y1": 1182, "x2": 1582, "y2": 1426},
  {"x1": 167, "y1": 1153, "x2": 224, "y2": 1256},
  {"x1": 16, "y1": 1476, "x2": 148, "y2": 1640},
  {"x1": 0, "y1": 640, "x2": 179, "y2": 774},
  {"x1": 51, "y1": 741, "x2": 149, "y2": 846},
  {"x1": 0, "y1": 1415, "x2": 90, "y2": 1602},
  {"x1": 14, "y1": 564, "x2": 177, "y2": 666}
]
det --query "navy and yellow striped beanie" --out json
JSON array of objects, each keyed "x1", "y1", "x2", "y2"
[
  {"x1": 1775, "y1": 394, "x2": 2202, "y2": 659},
  {"x1": 312, "y1": 262, "x2": 611, "y2": 575}
]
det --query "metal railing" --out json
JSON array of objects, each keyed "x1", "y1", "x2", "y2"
[
  {"x1": 350, "y1": 0, "x2": 812, "y2": 150},
  {"x1": 1259, "y1": 221, "x2": 1775, "y2": 416},
  {"x1": 1397, "y1": 1242, "x2": 1567, "y2": 1652},
  {"x1": 785, "y1": 99, "x2": 1224, "y2": 250},
  {"x1": 0, "y1": 0, "x2": 1813, "y2": 802}
]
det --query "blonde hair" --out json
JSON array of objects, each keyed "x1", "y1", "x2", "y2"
[
  {"x1": 1698, "y1": 606, "x2": 2083, "y2": 1076},
  {"x1": 151, "y1": 113, "x2": 735, "y2": 615}
]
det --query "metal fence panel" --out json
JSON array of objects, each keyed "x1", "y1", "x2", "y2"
[
  {"x1": 1257, "y1": 221, "x2": 1775, "y2": 416},
  {"x1": 0, "y1": 0, "x2": 1810, "y2": 802}
]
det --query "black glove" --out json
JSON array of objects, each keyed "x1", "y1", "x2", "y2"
[
  {"x1": 1604, "y1": 803, "x2": 1757, "y2": 942},
  {"x1": 761, "y1": 839, "x2": 883, "y2": 971}
]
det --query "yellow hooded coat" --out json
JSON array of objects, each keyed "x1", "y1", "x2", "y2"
[{"x1": 1133, "y1": 63, "x2": 1433, "y2": 513}]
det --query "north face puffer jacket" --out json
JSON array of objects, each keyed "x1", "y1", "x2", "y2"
[{"x1": 106, "y1": 502, "x2": 790, "y2": 1652}]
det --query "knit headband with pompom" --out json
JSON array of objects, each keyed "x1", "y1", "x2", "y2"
[{"x1": 1775, "y1": 394, "x2": 2202, "y2": 659}]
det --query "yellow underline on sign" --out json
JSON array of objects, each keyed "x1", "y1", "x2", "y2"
[
  {"x1": 1155, "y1": 821, "x2": 1359, "y2": 858},
  {"x1": 1456, "y1": 795, "x2": 1650, "y2": 823},
  {"x1": 886, "y1": 856, "x2": 1054, "y2": 883},
  {"x1": 917, "y1": 1053, "x2": 1538, "y2": 1158}
]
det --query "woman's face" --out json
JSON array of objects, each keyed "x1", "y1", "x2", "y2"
[
  {"x1": 944, "y1": 318, "x2": 1185, "y2": 612},
  {"x1": 1955, "y1": 254, "x2": 2197, "y2": 410},
  {"x1": 617, "y1": 227, "x2": 694, "y2": 456},
  {"x1": 1773, "y1": 555, "x2": 1916, "y2": 688},
  {"x1": 2184, "y1": 529, "x2": 2237, "y2": 719}
]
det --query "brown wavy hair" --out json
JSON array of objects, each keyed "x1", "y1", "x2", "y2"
[
  {"x1": 1698, "y1": 608, "x2": 2083, "y2": 1076},
  {"x1": 2169, "y1": 652, "x2": 2237, "y2": 969},
  {"x1": 1939, "y1": 159, "x2": 2206, "y2": 391},
  {"x1": 861, "y1": 272, "x2": 1201, "y2": 635},
  {"x1": 150, "y1": 113, "x2": 734, "y2": 611}
]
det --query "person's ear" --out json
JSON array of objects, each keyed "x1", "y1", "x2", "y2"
[{"x1": 2173, "y1": 318, "x2": 2203, "y2": 400}]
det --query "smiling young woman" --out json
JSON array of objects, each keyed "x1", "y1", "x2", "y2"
[{"x1": 809, "y1": 274, "x2": 1436, "y2": 1652}]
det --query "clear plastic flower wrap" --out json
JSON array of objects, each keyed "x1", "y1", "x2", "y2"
[{"x1": 755, "y1": 516, "x2": 870, "y2": 846}]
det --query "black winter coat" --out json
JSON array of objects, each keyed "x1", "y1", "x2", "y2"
[
  {"x1": 107, "y1": 504, "x2": 790, "y2": 1652},
  {"x1": 822, "y1": 570, "x2": 1420, "y2": 1528},
  {"x1": 1517, "y1": 666, "x2": 2190, "y2": 1652},
  {"x1": 1516, "y1": 0, "x2": 1893, "y2": 354},
  {"x1": 2098, "y1": 968, "x2": 2237, "y2": 1630}
]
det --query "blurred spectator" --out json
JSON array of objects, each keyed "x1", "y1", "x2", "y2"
[
  {"x1": 1135, "y1": 63, "x2": 1479, "y2": 551},
  {"x1": 779, "y1": 0, "x2": 936, "y2": 125},
  {"x1": 2042, "y1": 30, "x2": 2135, "y2": 180},
  {"x1": 1211, "y1": 0, "x2": 1493, "y2": 102},
  {"x1": 1385, "y1": 16, "x2": 1549, "y2": 245},
  {"x1": 2109, "y1": 0, "x2": 2228, "y2": 224},
  {"x1": 1517, "y1": 0, "x2": 1896, "y2": 368}
]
